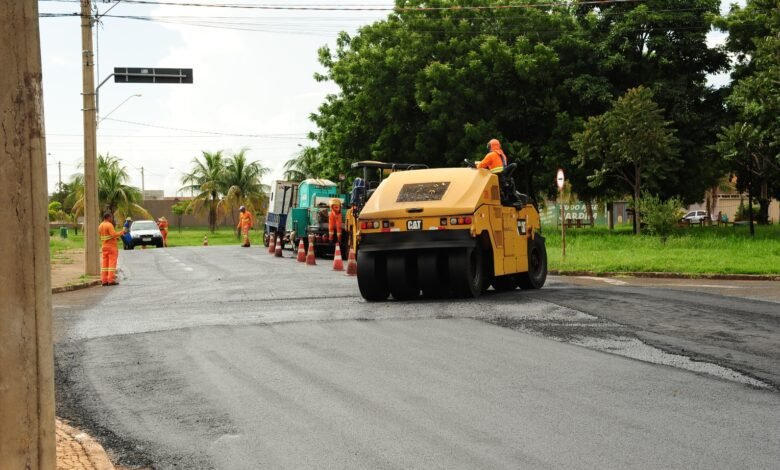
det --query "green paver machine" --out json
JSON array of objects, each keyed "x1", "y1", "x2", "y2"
[{"x1": 285, "y1": 178, "x2": 349, "y2": 256}]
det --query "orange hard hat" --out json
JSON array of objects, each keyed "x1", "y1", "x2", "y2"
[{"x1": 487, "y1": 138, "x2": 502, "y2": 152}]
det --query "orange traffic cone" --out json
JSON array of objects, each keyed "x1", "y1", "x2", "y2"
[
  {"x1": 306, "y1": 234, "x2": 316, "y2": 265},
  {"x1": 274, "y1": 236, "x2": 283, "y2": 257},
  {"x1": 268, "y1": 234, "x2": 276, "y2": 254},
  {"x1": 345, "y1": 248, "x2": 357, "y2": 276},
  {"x1": 296, "y1": 239, "x2": 306, "y2": 262},
  {"x1": 203, "y1": 235, "x2": 208, "y2": 246},
  {"x1": 332, "y1": 244, "x2": 344, "y2": 271}
]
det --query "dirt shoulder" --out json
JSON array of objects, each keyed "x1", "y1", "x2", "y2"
[{"x1": 51, "y1": 249, "x2": 92, "y2": 289}]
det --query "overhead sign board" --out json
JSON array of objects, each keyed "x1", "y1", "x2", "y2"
[
  {"x1": 113, "y1": 67, "x2": 193, "y2": 84},
  {"x1": 556, "y1": 168, "x2": 565, "y2": 191}
]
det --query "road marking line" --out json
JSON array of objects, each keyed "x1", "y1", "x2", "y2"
[
  {"x1": 654, "y1": 284, "x2": 741, "y2": 289},
  {"x1": 578, "y1": 276, "x2": 628, "y2": 286}
]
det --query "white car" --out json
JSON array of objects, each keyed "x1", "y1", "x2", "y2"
[
  {"x1": 681, "y1": 210, "x2": 709, "y2": 224},
  {"x1": 128, "y1": 220, "x2": 164, "y2": 249}
]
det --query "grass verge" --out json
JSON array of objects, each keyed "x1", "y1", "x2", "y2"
[
  {"x1": 49, "y1": 224, "x2": 780, "y2": 275},
  {"x1": 543, "y1": 224, "x2": 780, "y2": 275}
]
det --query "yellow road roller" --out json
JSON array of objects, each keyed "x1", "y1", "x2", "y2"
[{"x1": 355, "y1": 164, "x2": 547, "y2": 300}]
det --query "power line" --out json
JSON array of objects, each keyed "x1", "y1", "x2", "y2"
[
  {"x1": 40, "y1": 0, "x2": 647, "y2": 12},
  {"x1": 100, "y1": 117, "x2": 312, "y2": 138}
]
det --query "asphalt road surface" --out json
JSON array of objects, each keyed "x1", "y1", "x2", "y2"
[{"x1": 53, "y1": 246, "x2": 780, "y2": 469}]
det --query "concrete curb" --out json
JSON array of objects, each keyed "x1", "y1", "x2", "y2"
[
  {"x1": 57, "y1": 419, "x2": 115, "y2": 470},
  {"x1": 52, "y1": 280, "x2": 102, "y2": 294},
  {"x1": 550, "y1": 270, "x2": 780, "y2": 281}
]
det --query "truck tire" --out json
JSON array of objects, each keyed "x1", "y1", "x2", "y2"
[
  {"x1": 357, "y1": 251, "x2": 389, "y2": 301},
  {"x1": 449, "y1": 245, "x2": 484, "y2": 298},
  {"x1": 518, "y1": 235, "x2": 547, "y2": 290}
]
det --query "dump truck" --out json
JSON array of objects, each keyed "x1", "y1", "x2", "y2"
[
  {"x1": 263, "y1": 180, "x2": 298, "y2": 248},
  {"x1": 354, "y1": 164, "x2": 547, "y2": 300},
  {"x1": 284, "y1": 178, "x2": 349, "y2": 256}
]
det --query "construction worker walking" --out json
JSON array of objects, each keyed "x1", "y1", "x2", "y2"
[
  {"x1": 237, "y1": 205, "x2": 253, "y2": 247},
  {"x1": 98, "y1": 212, "x2": 126, "y2": 286},
  {"x1": 157, "y1": 216, "x2": 169, "y2": 247}
]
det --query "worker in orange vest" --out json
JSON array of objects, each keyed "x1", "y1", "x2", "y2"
[
  {"x1": 98, "y1": 212, "x2": 126, "y2": 286},
  {"x1": 476, "y1": 138, "x2": 508, "y2": 174},
  {"x1": 237, "y1": 205, "x2": 253, "y2": 247},
  {"x1": 157, "y1": 216, "x2": 169, "y2": 247},
  {"x1": 327, "y1": 198, "x2": 343, "y2": 244}
]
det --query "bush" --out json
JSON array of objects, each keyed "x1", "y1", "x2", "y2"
[
  {"x1": 640, "y1": 193, "x2": 682, "y2": 244},
  {"x1": 735, "y1": 202, "x2": 759, "y2": 221}
]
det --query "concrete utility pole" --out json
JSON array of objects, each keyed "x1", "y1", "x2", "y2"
[
  {"x1": 141, "y1": 166, "x2": 145, "y2": 196},
  {"x1": 0, "y1": 0, "x2": 56, "y2": 468},
  {"x1": 81, "y1": 0, "x2": 100, "y2": 275}
]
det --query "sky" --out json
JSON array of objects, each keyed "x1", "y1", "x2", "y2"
[{"x1": 37, "y1": 0, "x2": 744, "y2": 196}]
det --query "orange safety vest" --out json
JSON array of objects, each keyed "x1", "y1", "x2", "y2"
[
  {"x1": 328, "y1": 206, "x2": 342, "y2": 234},
  {"x1": 98, "y1": 221, "x2": 122, "y2": 249},
  {"x1": 477, "y1": 151, "x2": 507, "y2": 174},
  {"x1": 237, "y1": 211, "x2": 253, "y2": 229}
]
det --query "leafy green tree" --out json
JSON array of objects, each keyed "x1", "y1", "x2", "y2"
[
  {"x1": 715, "y1": 123, "x2": 776, "y2": 232},
  {"x1": 715, "y1": 0, "x2": 780, "y2": 227},
  {"x1": 308, "y1": 0, "x2": 727, "y2": 205},
  {"x1": 171, "y1": 200, "x2": 189, "y2": 233},
  {"x1": 310, "y1": 0, "x2": 582, "y2": 199},
  {"x1": 640, "y1": 192, "x2": 683, "y2": 245},
  {"x1": 180, "y1": 151, "x2": 227, "y2": 233},
  {"x1": 66, "y1": 154, "x2": 149, "y2": 221},
  {"x1": 48, "y1": 201, "x2": 68, "y2": 222},
  {"x1": 572, "y1": 0, "x2": 728, "y2": 203},
  {"x1": 571, "y1": 87, "x2": 679, "y2": 235},
  {"x1": 221, "y1": 148, "x2": 269, "y2": 218}
]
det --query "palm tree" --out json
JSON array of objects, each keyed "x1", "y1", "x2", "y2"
[
  {"x1": 98, "y1": 155, "x2": 148, "y2": 219},
  {"x1": 221, "y1": 148, "x2": 269, "y2": 218},
  {"x1": 180, "y1": 150, "x2": 227, "y2": 233},
  {"x1": 282, "y1": 146, "x2": 318, "y2": 182},
  {"x1": 66, "y1": 154, "x2": 149, "y2": 221}
]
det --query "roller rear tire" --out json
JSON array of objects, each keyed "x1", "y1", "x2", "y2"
[
  {"x1": 518, "y1": 236, "x2": 547, "y2": 290},
  {"x1": 357, "y1": 252, "x2": 389, "y2": 301},
  {"x1": 387, "y1": 253, "x2": 420, "y2": 300},
  {"x1": 418, "y1": 251, "x2": 448, "y2": 298},
  {"x1": 448, "y1": 246, "x2": 484, "y2": 298}
]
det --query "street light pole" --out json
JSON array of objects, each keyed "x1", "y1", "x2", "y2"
[
  {"x1": 98, "y1": 93, "x2": 141, "y2": 125},
  {"x1": 81, "y1": 0, "x2": 99, "y2": 276}
]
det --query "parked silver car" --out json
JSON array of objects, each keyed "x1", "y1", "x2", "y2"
[
  {"x1": 681, "y1": 210, "x2": 709, "y2": 224},
  {"x1": 128, "y1": 220, "x2": 164, "y2": 248}
]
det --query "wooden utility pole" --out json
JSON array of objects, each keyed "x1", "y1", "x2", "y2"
[
  {"x1": 81, "y1": 0, "x2": 100, "y2": 275},
  {"x1": 0, "y1": 0, "x2": 56, "y2": 468}
]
